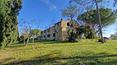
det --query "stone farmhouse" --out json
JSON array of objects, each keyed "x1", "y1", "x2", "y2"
[{"x1": 40, "y1": 19, "x2": 79, "y2": 41}]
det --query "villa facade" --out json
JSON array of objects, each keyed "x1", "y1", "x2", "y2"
[{"x1": 40, "y1": 19, "x2": 79, "y2": 41}]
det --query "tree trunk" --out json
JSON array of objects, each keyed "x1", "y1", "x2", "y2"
[
  {"x1": 24, "y1": 38, "x2": 26, "y2": 45},
  {"x1": 94, "y1": 0, "x2": 104, "y2": 43},
  {"x1": 32, "y1": 37, "x2": 34, "y2": 43},
  {"x1": 26, "y1": 37, "x2": 29, "y2": 45}
]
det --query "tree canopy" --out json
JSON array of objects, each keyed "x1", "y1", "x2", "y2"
[
  {"x1": 78, "y1": 8, "x2": 117, "y2": 27},
  {"x1": 62, "y1": 5, "x2": 78, "y2": 19},
  {"x1": 30, "y1": 29, "x2": 41, "y2": 37}
]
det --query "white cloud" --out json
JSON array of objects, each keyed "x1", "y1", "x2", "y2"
[{"x1": 39, "y1": 0, "x2": 57, "y2": 11}]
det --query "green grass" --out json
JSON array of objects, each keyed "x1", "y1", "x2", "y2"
[{"x1": 0, "y1": 39, "x2": 117, "y2": 65}]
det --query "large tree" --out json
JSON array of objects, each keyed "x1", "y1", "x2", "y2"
[
  {"x1": 0, "y1": 0, "x2": 22, "y2": 49},
  {"x1": 70, "y1": 0, "x2": 117, "y2": 43},
  {"x1": 78, "y1": 8, "x2": 117, "y2": 32}
]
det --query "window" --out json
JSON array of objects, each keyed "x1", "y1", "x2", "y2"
[
  {"x1": 44, "y1": 31, "x2": 46, "y2": 33},
  {"x1": 44, "y1": 35, "x2": 46, "y2": 38},
  {"x1": 70, "y1": 24, "x2": 73, "y2": 27},
  {"x1": 47, "y1": 34, "x2": 50, "y2": 38},
  {"x1": 53, "y1": 33, "x2": 55, "y2": 37},
  {"x1": 67, "y1": 23, "x2": 70, "y2": 26}
]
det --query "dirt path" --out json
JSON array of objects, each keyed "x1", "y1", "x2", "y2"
[{"x1": 0, "y1": 51, "x2": 12, "y2": 64}]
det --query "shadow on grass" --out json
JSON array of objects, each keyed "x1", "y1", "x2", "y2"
[
  {"x1": 7, "y1": 40, "x2": 77, "y2": 49},
  {"x1": 7, "y1": 44, "x2": 25, "y2": 49},
  {"x1": 3, "y1": 52, "x2": 117, "y2": 65},
  {"x1": 36, "y1": 40, "x2": 77, "y2": 44}
]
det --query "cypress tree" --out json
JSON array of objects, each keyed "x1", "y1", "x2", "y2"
[{"x1": 0, "y1": 0, "x2": 22, "y2": 49}]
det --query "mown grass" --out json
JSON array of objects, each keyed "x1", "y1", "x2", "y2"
[{"x1": 0, "y1": 39, "x2": 117, "y2": 65}]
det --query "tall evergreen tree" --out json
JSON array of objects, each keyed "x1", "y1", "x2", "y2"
[
  {"x1": 0, "y1": 0, "x2": 22, "y2": 49},
  {"x1": 70, "y1": 0, "x2": 117, "y2": 43}
]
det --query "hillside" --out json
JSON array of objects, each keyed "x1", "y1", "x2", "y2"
[{"x1": 0, "y1": 40, "x2": 117, "y2": 65}]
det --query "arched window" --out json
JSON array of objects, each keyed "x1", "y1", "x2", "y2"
[{"x1": 67, "y1": 23, "x2": 70, "y2": 26}]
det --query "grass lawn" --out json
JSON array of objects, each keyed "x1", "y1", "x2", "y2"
[{"x1": 0, "y1": 39, "x2": 117, "y2": 65}]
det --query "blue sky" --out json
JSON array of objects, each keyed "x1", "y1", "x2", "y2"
[
  {"x1": 18, "y1": 0, "x2": 69, "y2": 29},
  {"x1": 18, "y1": 0, "x2": 117, "y2": 37}
]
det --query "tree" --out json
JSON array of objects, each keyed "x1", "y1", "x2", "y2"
[
  {"x1": 19, "y1": 19, "x2": 41, "y2": 45},
  {"x1": 62, "y1": 4, "x2": 78, "y2": 20},
  {"x1": 76, "y1": 26, "x2": 85, "y2": 39},
  {"x1": 21, "y1": 26, "x2": 31, "y2": 45},
  {"x1": 30, "y1": 29, "x2": 41, "y2": 43},
  {"x1": 0, "y1": 0, "x2": 22, "y2": 49},
  {"x1": 95, "y1": 0, "x2": 104, "y2": 43},
  {"x1": 67, "y1": 24, "x2": 77, "y2": 42},
  {"x1": 77, "y1": 25, "x2": 96, "y2": 39},
  {"x1": 70, "y1": 0, "x2": 117, "y2": 43},
  {"x1": 19, "y1": 20, "x2": 32, "y2": 45},
  {"x1": 78, "y1": 8, "x2": 117, "y2": 34}
]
